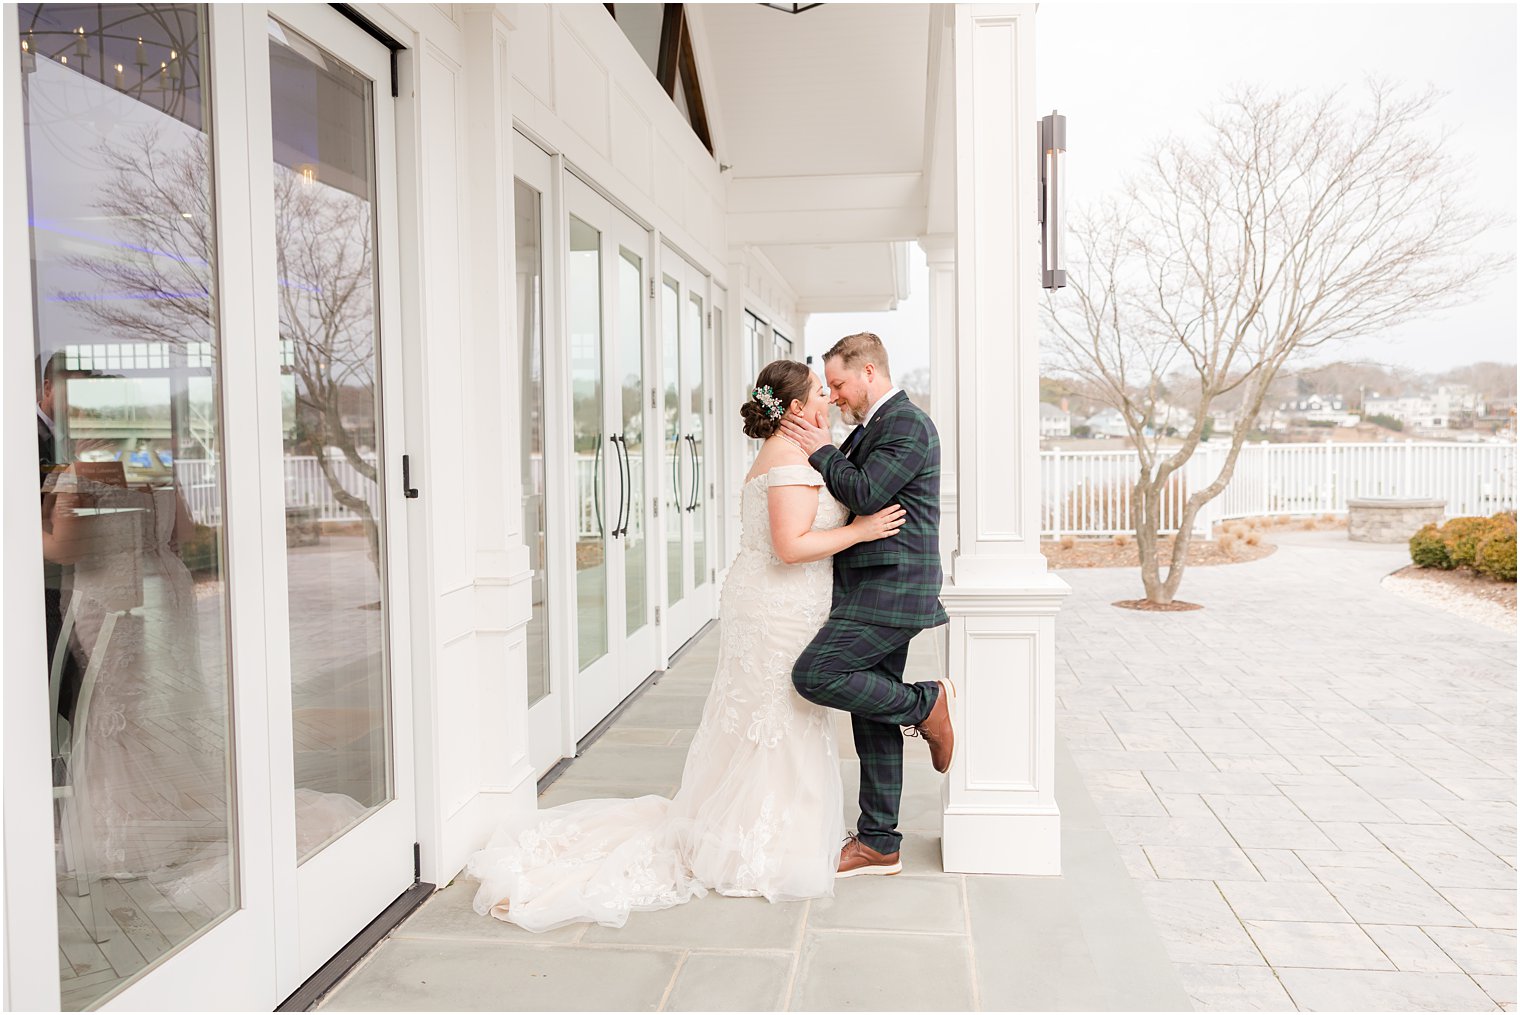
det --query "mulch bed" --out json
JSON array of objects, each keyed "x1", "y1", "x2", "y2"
[
  {"x1": 1112, "y1": 598, "x2": 1204, "y2": 612},
  {"x1": 1041, "y1": 515, "x2": 1347, "y2": 571},
  {"x1": 1041, "y1": 534, "x2": 1275, "y2": 570},
  {"x1": 1387, "y1": 565, "x2": 1517, "y2": 612}
]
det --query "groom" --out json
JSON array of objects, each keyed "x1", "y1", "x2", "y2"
[{"x1": 779, "y1": 332, "x2": 953, "y2": 878}]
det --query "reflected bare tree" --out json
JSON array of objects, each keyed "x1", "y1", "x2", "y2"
[{"x1": 62, "y1": 127, "x2": 384, "y2": 572}]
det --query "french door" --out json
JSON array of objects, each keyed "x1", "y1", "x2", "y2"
[
  {"x1": 661, "y1": 251, "x2": 717, "y2": 647},
  {"x1": 249, "y1": 5, "x2": 417, "y2": 991},
  {"x1": 8, "y1": 3, "x2": 414, "y2": 1009},
  {"x1": 565, "y1": 174, "x2": 661, "y2": 740}
]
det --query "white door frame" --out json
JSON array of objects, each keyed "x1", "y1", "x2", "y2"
[
  {"x1": 3, "y1": 6, "x2": 282, "y2": 1009},
  {"x1": 246, "y1": 4, "x2": 418, "y2": 991},
  {"x1": 515, "y1": 133, "x2": 573, "y2": 778}
]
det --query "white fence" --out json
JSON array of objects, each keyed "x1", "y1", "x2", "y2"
[
  {"x1": 179, "y1": 453, "x2": 648, "y2": 541},
  {"x1": 175, "y1": 442, "x2": 1517, "y2": 541},
  {"x1": 1043, "y1": 441, "x2": 1516, "y2": 537},
  {"x1": 176, "y1": 454, "x2": 381, "y2": 527}
]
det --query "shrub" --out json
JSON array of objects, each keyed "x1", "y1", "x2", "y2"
[
  {"x1": 1059, "y1": 535, "x2": 1077, "y2": 551},
  {"x1": 1409, "y1": 523, "x2": 1452, "y2": 569},
  {"x1": 1442, "y1": 516, "x2": 1493, "y2": 569},
  {"x1": 1112, "y1": 532, "x2": 1131, "y2": 548},
  {"x1": 1476, "y1": 529, "x2": 1517, "y2": 582},
  {"x1": 1244, "y1": 531, "x2": 1261, "y2": 546}
]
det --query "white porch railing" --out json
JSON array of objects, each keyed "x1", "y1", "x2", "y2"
[
  {"x1": 176, "y1": 454, "x2": 381, "y2": 527},
  {"x1": 1042, "y1": 440, "x2": 1516, "y2": 537}
]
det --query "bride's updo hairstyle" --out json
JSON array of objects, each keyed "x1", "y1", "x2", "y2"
[{"x1": 741, "y1": 359, "x2": 813, "y2": 440}]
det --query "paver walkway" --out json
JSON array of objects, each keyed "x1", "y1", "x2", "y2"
[
  {"x1": 1057, "y1": 531, "x2": 1516, "y2": 1011},
  {"x1": 319, "y1": 529, "x2": 1514, "y2": 1012},
  {"x1": 319, "y1": 633, "x2": 1190, "y2": 1011}
]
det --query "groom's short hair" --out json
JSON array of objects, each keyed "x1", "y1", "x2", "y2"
[{"x1": 824, "y1": 332, "x2": 891, "y2": 379}]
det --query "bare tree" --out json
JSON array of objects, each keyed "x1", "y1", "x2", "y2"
[
  {"x1": 63, "y1": 127, "x2": 384, "y2": 571},
  {"x1": 1044, "y1": 81, "x2": 1509, "y2": 605}
]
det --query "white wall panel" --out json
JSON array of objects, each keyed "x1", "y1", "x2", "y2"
[
  {"x1": 611, "y1": 85, "x2": 653, "y2": 196},
  {"x1": 556, "y1": 24, "x2": 611, "y2": 157},
  {"x1": 419, "y1": 47, "x2": 471, "y2": 594},
  {"x1": 964, "y1": 630, "x2": 1037, "y2": 792},
  {"x1": 509, "y1": 3, "x2": 553, "y2": 108},
  {"x1": 655, "y1": 134, "x2": 685, "y2": 224},
  {"x1": 439, "y1": 627, "x2": 479, "y2": 818}
]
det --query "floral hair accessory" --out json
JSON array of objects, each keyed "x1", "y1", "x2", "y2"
[{"x1": 752, "y1": 384, "x2": 784, "y2": 420}]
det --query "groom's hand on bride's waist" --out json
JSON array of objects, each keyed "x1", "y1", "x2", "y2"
[{"x1": 779, "y1": 414, "x2": 831, "y2": 457}]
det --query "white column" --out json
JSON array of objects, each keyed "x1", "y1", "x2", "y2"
[
  {"x1": 919, "y1": 234, "x2": 958, "y2": 575},
  {"x1": 939, "y1": 3, "x2": 1069, "y2": 876}
]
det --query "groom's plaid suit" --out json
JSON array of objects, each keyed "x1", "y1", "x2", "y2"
[{"x1": 792, "y1": 390, "x2": 948, "y2": 855}]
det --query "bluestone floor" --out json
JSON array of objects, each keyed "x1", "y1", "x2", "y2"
[
  {"x1": 319, "y1": 530, "x2": 1515, "y2": 1012},
  {"x1": 318, "y1": 628, "x2": 1189, "y2": 1011}
]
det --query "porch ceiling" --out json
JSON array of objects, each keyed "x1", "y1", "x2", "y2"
[{"x1": 692, "y1": 3, "x2": 933, "y2": 312}]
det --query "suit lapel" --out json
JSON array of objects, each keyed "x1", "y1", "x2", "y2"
[{"x1": 848, "y1": 391, "x2": 908, "y2": 460}]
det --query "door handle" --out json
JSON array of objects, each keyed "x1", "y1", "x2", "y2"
[
  {"x1": 592, "y1": 434, "x2": 604, "y2": 538},
  {"x1": 402, "y1": 454, "x2": 419, "y2": 499},
  {"x1": 617, "y1": 434, "x2": 632, "y2": 537},
  {"x1": 610, "y1": 435, "x2": 629, "y2": 538},
  {"x1": 607, "y1": 436, "x2": 621, "y2": 540},
  {"x1": 685, "y1": 434, "x2": 700, "y2": 512},
  {"x1": 671, "y1": 431, "x2": 683, "y2": 512}
]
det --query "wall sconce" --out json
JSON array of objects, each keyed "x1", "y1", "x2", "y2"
[{"x1": 1038, "y1": 110, "x2": 1066, "y2": 290}]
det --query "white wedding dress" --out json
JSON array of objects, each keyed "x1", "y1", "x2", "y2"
[{"x1": 468, "y1": 463, "x2": 847, "y2": 931}]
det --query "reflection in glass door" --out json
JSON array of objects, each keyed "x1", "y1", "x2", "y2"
[
  {"x1": 261, "y1": 5, "x2": 415, "y2": 985},
  {"x1": 618, "y1": 249, "x2": 651, "y2": 660},
  {"x1": 568, "y1": 214, "x2": 609, "y2": 690},
  {"x1": 661, "y1": 253, "x2": 716, "y2": 647},
  {"x1": 268, "y1": 15, "x2": 392, "y2": 864},
  {"x1": 19, "y1": 5, "x2": 239, "y2": 1007},
  {"x1": 515, "y1": 135, "x2": 564, "y2": 777},
  {"x1": 566, "y1": 175, "x2": 659, "y2": 738}
]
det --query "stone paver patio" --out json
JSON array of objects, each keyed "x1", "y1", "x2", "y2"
[
  {"x1": 318, "y1": 631, "x2": 1189, "y2": 1011},
  {"x1": 319, "y1": 529, "x2": 1515, "y2": 1011},
  {"x1": 1059, "y1": 531, "x2": 1516, "y2": 1011}
]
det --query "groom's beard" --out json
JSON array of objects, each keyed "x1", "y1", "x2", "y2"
[{"x1": 840, "y1": 399, "x2": 869, "y2": 425}]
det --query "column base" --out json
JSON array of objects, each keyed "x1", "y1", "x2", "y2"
[{"x1": 940, "y1": 804, "x2": 1061, "y2": 875}]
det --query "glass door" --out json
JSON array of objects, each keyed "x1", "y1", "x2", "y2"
[
  {"x1": 661, "y1": 251, "x2": 716, "y2": 647},
  {"x1": 565, "y1": 174, "x2": 659, "y2": 740},
  {"x1": 515, "y1": 136, "x2": 567, "y2": 777},
  {"x1": 13, "y1": 5, "x2": 279, "y2": 1008},
  {"x1": 253, "y1": 5, "x2": 416, "y2": 989}
]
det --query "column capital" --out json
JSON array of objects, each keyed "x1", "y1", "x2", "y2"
[{"x1": 917, "y1": 233, "x2": 955, "y2": 267}]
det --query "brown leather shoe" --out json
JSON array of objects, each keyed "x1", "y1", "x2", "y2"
[
  {"x1": 837, "y1": 835, "x2": 902, "y2": 878},
  {"x1": 906, "y1": 679, "x2": 956, "y2": 773}
]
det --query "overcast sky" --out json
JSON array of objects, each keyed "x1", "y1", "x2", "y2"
[{"x1": 808, "y1": 2, "x2": 1517, "y2": 377}]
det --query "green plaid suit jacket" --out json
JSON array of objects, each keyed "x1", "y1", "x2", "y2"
[{"x1": 809, "y1": 391, "x2": 949, "y2": 630}]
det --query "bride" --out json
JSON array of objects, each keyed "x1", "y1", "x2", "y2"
[{"x1": 468, "y1": 360, "x2": 904, "y2": 932}]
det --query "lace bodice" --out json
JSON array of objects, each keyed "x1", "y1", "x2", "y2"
[{"x1": 739, "y1": 464, "x2": 849, "y2": 565}]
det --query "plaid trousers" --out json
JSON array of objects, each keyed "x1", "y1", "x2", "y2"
[{"x1": 792, "y1": 618, "x2": 941, "y2": 855}]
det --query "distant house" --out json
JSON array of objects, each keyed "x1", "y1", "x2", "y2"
[
  {"x1": 1084, "y1": 407, "x2": 1128, "y2": 439},
  {"x1": 1039, "y1": 402, "x2": 1071, "y2": 438},
  {"x1": 1278, "y1": 393, "x2": 1361, "y2": 428},
  {"x1": 1149, "y1": 400, "x2": 1196, "y2": 436},
  {"x1": 1365, "y1": 395, "x2": 1446, "y2": 430}
]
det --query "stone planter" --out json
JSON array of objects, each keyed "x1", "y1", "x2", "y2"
[{"x1": 1346, "y1": 498, "x2": 1446, "y2": 543}]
